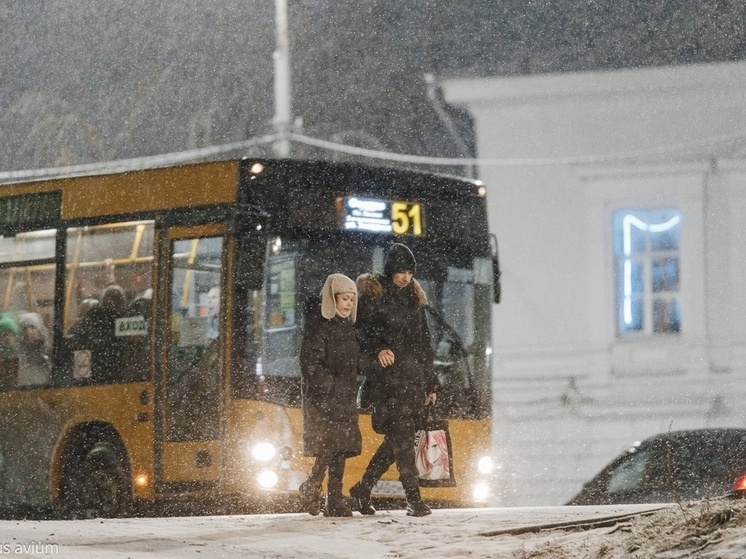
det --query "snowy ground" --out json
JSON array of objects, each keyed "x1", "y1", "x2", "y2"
[{"x1": 1, "y1": 499, "x2": 746, "y2": 558}]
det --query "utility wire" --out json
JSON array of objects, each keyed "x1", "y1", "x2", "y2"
[
  {"x1": 288, "y1": 132, "x2": 746, "y2": 167},
  {"x1": 1, "y1": 131, "x2": 745, "y2": 183},
  {"x1": 0, "y1": 134, "x2": 279, "y2": 183}
]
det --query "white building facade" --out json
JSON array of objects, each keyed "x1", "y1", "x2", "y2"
[{"x1": 443, "y1": 60, "x2": 746, "y2": 506}]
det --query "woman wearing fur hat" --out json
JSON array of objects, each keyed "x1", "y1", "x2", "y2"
[
  {"x1": 298, "y1": 273, "x2": 363, "y2": 517},
  {"x1": 350, "y1": 243, "x2": 438, "y2": 517}
]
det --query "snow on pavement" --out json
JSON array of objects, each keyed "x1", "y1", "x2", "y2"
[{"x1": 1, "y1": 500, "x2": 746, "y2": 558}]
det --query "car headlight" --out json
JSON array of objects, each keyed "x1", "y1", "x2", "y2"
[
  {"x1": 477, "y1": 456, "x2": 494, "y2": 474},
  {"x1": 251, "y1": 442, "x2": 277, "y2": 462}
]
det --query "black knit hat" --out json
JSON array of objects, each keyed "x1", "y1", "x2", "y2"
[{"x1": 384, "y1": 243, "x2": 416, "y2": 277}]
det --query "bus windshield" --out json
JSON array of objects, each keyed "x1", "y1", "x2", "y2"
[{"x1": 235, "y1": 233, "x2": 492, "y2": 420}]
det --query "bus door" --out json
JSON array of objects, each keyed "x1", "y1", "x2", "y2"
[{"x1": 159, "y1": 224, "x2": 226, "y2": 489}]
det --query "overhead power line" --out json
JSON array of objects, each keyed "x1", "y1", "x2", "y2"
[
  {"x1": 1, "y1": 131, "x2": 745, "y2": 184},
  {"x1": 0, "y1": 134, "x2": 279, "y2": 183},
  {"x1": 288, "y1": 132, "x2": 746, "y2": 167}
]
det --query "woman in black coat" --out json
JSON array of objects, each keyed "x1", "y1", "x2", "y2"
[
  {"x1": 350, "y1": 243, "x2": 438, "y2": 517},
  {"x1": 299, "y1": 273, "x2": 362, "y2": 517}
]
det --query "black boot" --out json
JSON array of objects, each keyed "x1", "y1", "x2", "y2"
[
  {"x1": 324, "y1": 494, "x2": 352, "y2": 517},
  {"x1": 298, "y1": 480, "x2": 323, "y2": 516},
  {"x1": 349, "y1": 483, "x2": 376, "y2": 515},
  {"x1": 403, "y1": 483, "x2": 431, "y2": 517},
  {"x1": 406, "y1": 499, "x2": 432, "y2": 517}
]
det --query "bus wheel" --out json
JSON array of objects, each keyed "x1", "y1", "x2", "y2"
[{"x1": 63, "y1": 441, "x2": 130, "y2": 519}]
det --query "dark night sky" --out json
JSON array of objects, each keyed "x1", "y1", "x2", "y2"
[{"x1": 1, "y1": 0, "x2": 744, "y2": 171}]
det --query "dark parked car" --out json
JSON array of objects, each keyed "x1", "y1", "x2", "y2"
[{"x1": 567, "y1": 428, "x2": 746, "y2": 505}]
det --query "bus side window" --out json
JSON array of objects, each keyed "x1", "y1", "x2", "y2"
[
  {"x1": 64, "y1": 222, "x2": 155, "y2": 385},
  {"x1": 0, "y1": 229, "x2": 56, "y2": 391}
]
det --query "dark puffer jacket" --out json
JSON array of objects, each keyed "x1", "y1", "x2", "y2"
[
  {"x1": 300, "y1": 310, "x2": 362, "y2": 458},
  {"x1": 356, "y1": 274, "x2": 438, "y2": 434}
]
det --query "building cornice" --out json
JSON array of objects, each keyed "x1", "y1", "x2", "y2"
[{"x1": 443, "y1": 60, "x2": 746, "y2": 108}]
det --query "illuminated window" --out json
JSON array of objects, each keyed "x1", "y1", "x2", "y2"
[
  {"x1": 0, "y1": 229, "x2": 57, "y2": 390},
  {"x1": 65, "y1": 222, "x2": 155, "y2": 384},
  {"x1": 613, "y1": 209, "x2": 681, "y2": 335}
]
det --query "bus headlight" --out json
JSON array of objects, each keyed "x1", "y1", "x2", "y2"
[
  {"x1": 477, "y1": 456, "x2": 494, "y2": 475},
  {"x1": 257, "y1": 469, "x2": 278, "y2": 489},
  {"x1": 472, "y1": 482, "x2": 490, "y2": 502},
  {"x1": 251, "y1": 442, "x2": 276, "y2": 462}
]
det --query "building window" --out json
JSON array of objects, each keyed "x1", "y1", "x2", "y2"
[{"x1": 613, "y1": 209, "x2": 681, "y2": 335}]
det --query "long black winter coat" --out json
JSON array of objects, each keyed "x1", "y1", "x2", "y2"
[
  {"x1": 356, "y1": 274, "x2": 438, "y2": 435},
  {"x1": 300, "y1": 311, "x2": 362, "y2": 458}
]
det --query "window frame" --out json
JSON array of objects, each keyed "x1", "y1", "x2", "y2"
[{"x1": 613, "y1": 208, "x2": 682, "y2": 337}]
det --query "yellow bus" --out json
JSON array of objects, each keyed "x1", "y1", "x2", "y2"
[{"x1": 0, "y1": 158, "x2": 499, "y2": 517}]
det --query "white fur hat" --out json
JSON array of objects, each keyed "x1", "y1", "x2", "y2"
[{"x1": 320, "y1": 273, "x2": 357, "y2": 323}]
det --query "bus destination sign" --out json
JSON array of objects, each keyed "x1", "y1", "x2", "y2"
[
  {"x1": 339, "y1": 196, "x2": 424, "y2": 236},
  {"x1": 0, "y1": 191, "x2": 62, "y2": 233}
]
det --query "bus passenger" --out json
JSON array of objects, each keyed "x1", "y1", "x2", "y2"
[
  {"x1": 70, "y1": 284, "x2": 127, "y2": 382},
  {"x1": 0, "y1": 313, "x2": 20, "y2": 390},
  {"x1": 129, "y1": 288, "x2": 153, "y2": 321},
  {"x1": 350, "y1": 243, "x2": 438, "y2": 517},
  {"x1": 17, "y1": 312, "x2": 51, "y2": 386},
  {"x1": 77, "y1": 298, "x2": 100, "y2": 319},
  {"x1": 7, "y1": 281, "x2": 32, "y2": 315},
  {"x1": 204, "y1": 285, "x2": 220, "y2": 340},
  {"x1": 298, "y1": 274, "x2": 362, "y2": 517}
]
